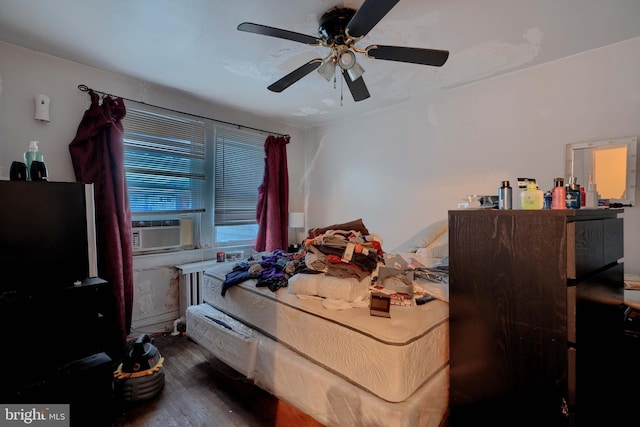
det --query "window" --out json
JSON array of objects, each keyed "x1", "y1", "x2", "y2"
[{"x1": 122, "y1": 102, "x2": 266, "y2": 250}]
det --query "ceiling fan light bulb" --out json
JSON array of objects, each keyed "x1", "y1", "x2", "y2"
[
  {"x1": 338, "y1": 50, "x2": 356, "y2": 69},
  {"x1": 347, "y1": 61, "x2": 365, "y2": 80}
]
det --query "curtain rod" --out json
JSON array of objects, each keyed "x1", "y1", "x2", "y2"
[{"x1": 77, "y1": 84, "x2": 290, "y2": 138}]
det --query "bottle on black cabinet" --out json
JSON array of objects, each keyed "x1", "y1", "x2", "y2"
[
  {"x1": 498, "y1": 180, "x2": 512, "y2": 210},
  {"x1": 585, "y1": 175, "x2": 598, "y2": 208},
  {"x1": 543, "y1": 191, "x2": 552, "y2": 209},
  {"x1": 24, "y1": 140, "x2": 45, "y2": 181},
  {"x1": 552, "y1": 178, "x2": 566, "y2": 210},
  {"x1": 566, "y1": 176, "x2": 581, "y2": 209},
  {"x1": 521, "y1": 181, "x2": 544, "y2": 210}
]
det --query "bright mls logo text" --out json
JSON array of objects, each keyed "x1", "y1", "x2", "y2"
[{"x1": 2, "y1": 405, "x2": 69, "y2": 425}]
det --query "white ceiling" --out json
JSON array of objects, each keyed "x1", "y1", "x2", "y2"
[{"x1": 1, "y1": 0, "x2": 640, "y2": 129}]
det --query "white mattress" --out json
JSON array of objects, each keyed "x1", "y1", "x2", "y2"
[{"x1": 200, "y1": 262, "x2": 449, "y2": 403}]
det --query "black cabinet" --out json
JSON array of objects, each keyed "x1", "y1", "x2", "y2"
[
  {"x1": 0, "y1": 278, "x2": 112, "y2": 401},
  {"x1": 448, "y1": 209, "x2": 626, "y2": 426}
]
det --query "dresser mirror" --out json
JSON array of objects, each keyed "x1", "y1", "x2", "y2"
[{"x1": 565, "y1": 136, "x2": 637, "y2": 206}]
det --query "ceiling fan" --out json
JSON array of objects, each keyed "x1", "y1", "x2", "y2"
[{"x1": 237, "y1": 0, "x2": 449, "y2": 102}]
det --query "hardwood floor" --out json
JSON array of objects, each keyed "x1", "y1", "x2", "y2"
[{"x1": 111, "y1": 333, "x2": 323, "y2": 427}]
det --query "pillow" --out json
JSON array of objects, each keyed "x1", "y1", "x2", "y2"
[
  {"x1": 392, "y1": 219, "x2": 448, "y2": 253},
  {"x1": 395, "y1": 253, "x2": 441, "y2": 269},
  {"x1": 416, "y1": 230, "x2": 449, "y2": 258},
  {"x1": 307, "y1": 218, "x2": 370, "y2": 238}
]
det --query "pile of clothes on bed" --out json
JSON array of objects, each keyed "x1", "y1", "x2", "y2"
[
  {"x1": 302, "y1": 218, "x2": 383, "y2": 281},
  {"x1": 221, "y1": 249, "x2": 306, "y2": 295},
  {"x1": 221, "y1": 218, "x2": 383, "y2": 298},
  {"x1": 221, "y1": 217, "x2": 450, "y2": 308}
]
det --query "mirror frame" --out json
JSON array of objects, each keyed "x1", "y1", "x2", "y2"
[{"x1": 565, "y1": 136, "x2": 637, "y2": 206}]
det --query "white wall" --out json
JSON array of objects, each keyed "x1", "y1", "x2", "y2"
[{"x1": 304, "y1": 37, "x2": 640, "y2": 274}]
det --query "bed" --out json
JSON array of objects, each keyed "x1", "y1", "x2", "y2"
[{"x1": 186, "y1": 219, "x2": 450, "y2": 426}]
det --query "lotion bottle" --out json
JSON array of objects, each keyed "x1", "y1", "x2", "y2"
[
  {"x1": 521, "y1": 181, "x2": 544, "y2": 209},
  {"x1": 24, "y1": 141, "x2": 44, "y2": 181},
  {"x1": 552, "y1": 178, "x2": 566, "y2": 210}
]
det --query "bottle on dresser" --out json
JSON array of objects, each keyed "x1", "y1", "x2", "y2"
[
  {"x1": 566, "y1": 176, "x2": 581, "y2": 209},
  {"x1": 498, "y1": 180, "x2": 512, "y2": 210},
  {"x1": 520, "y1": 181, "x2": 544, "y2": 209},
  {"x1": 584, "y1": 175, "x2": 598, "y2": 208},
  {"x1": 543, "y1": 191, "x2": 552, "y2": 209},
  {"x1": 551, "y1": 178, "x2": 566, "y2": 210}
]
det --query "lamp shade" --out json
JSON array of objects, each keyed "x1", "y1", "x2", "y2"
[{"x1": 288, "y1": 212, "x2": 305, "y2": 229}]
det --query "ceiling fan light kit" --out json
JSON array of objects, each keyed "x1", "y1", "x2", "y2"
[{"x1": 237, "y1": 0, "x2": 449, "y2": 102}]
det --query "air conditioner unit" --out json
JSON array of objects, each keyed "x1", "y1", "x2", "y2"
[{"x1": 132, "y1": 221, "x2": 182, "y2": 252}]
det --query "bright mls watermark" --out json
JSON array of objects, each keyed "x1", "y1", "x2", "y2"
[{"x1": 1, "y1": 404, "x2": 69, "y2": 426}]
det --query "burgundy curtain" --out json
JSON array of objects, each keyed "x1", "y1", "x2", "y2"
[
  {"x1": 69, "y1": 91, "x2": 133, "y2": 352},
  {"x1": 255, "y1": 135, "x2": 290, "y2": 252}
]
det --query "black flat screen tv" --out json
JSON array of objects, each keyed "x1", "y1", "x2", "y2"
[{"x1": 0, "y1": 180, "x2": 98, "y2": 295}]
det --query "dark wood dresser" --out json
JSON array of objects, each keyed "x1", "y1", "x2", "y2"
[{"x1": 448, "y1": 208, "x2": 627, "y2": 426}]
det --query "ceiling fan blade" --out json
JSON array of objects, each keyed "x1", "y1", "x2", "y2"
[
  {"x1": 346, "y1": 0, "x2": 399, "y2": 38},
  {"x1": 268, "y1": 59, "x2": 323, "y2": 93},
  {"x1": 342, "y1": 70, "x2": 370, "y2": 102},
  {"x1": 366, "y1": 45, "x2": 449, "y2": 67},
  {"x1": 237, "y1": 22, "x2": 321, "y2": 45}
]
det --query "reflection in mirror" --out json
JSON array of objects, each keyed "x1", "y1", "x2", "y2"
[{"x1": 565, "y1": 136, "x2": 637, "y2": 206}]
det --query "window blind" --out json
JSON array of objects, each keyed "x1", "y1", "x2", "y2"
[
  {"x1": 123, "y1": 107, "x2": 206, "y2": 215},
  {"x1": 214, "y1": 126, "x2": 265, "y2": 226}
]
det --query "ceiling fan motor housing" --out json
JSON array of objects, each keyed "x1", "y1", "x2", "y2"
[{"x1": 318, "y1": 7, "x2": 356, "y2": 45}]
